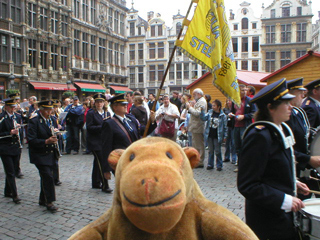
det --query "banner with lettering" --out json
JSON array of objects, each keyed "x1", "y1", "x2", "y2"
[{"x1": 177, "y1": 0, "x2": 240, "y2": 106}]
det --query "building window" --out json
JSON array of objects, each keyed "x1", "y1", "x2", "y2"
[
  {"x1": 28, "y1": 39, "x2": 36, "y2": 68},
  {"x1": 138, "y1": 26, "x2": 142, "y2": 35},
  {"x1": 61, "y1": 15, "x2": 68, "y2": 36},
  {"x1": 242, "y1": 8, "x2": 248, "y2": 15},
  {"x1": 51, "y1": 11, "x2": 58, "y2": 34},
  {"x1": 297, "y1": 7, "x2": 302, "y2": 16},
  {"x1": 28, "y1": 3, "x2": 37, "y2": 28},
  {"x1": 235, "y1": 61, "x2": 238, "y2": 69},
  {"x1": 232, "y1": 38, "x2": 238, "y2": 53},
  {"x1": 281, "y1": 51, "x2": 291, "y2": 67},
  {"x1": 252, "y1": 36, "x2": 259, "y2": 51},
  {"x1": 61, "y1": 0, "x2": 67, "y2": 5},
  {"x1": 169, "y1": 64, "x2": 174, "y2": 80},
  {"x1": 297, "y1": 23, "x2": 307, "y2": 42},
  {"x1": 241, "y1": 18, "x2": 248, "y2": 30},
  {"x1": 129, "y1": 44, "x2": 135, "y2": 61},
  {"x1": 74, "y1": 30, "x2": 80, "y2": 57},
  {"x1": 151, "y1": 25, "x2": 155, "y2": 37},
  {"x1": 129, "y1": 22, "x2": 135, "y2": 36},
  {"x1": 129, "y1": 67, "x2": 135, "y2": 83},
  {"x1": 40, "y1": 7, "x2": 48, "y2": 31},
  {"x1": 120, "y1": 13, "x2": 125, "y2": 35},
  {"x1": 149, "y1": 43, "x2": 155, "y2": 59},
  {"x1": 271, "y1": 9, "x2": 276, "y2": 18},
  {"x1": 114, "y1": 11, "x2": 119, "y2": 34},
  {"x1": 252, "y1": 60, "x2": 259, "y2": 71},
  {"x1": 266, "y1": 25, "x2": 275, "y2": 44},
  {"x1": 138, "y1": 67, "x2": 143, "y2": 82},
  {"x1": 281, "y1": 24, "x2": 291, "y2": 43},
  {"x1": 158, "y1": 42, "x2": 164, "y2": 58},
  {"x1": 233, "y1": 24, "x2": 238, "y2": 30},
  {"x1": 169, "y1": 41, "x2": 174, "y2": 56},
  {"x1": 74, "y1": 0, "x2": 80, "y2": 18},
  {"x1": 114, "y1": 43, "x2": 119, "y2": 66},
  {"x1": 252, "y1": 22, "x2": 257, "y2": 29},
  {"x1": 108, "y1": 8, "x2": 113, "y2": 29},
  {"x1": 90, "y1": 0, "x2": 96, "y2": 24},
  {"x1": 108, "y1": 41, "x2": 113, "y2": 64},
  {"x1": 158, "y1": 64, "x2": 164, "y2": 81},
  {"x1": 82, "y1": 33, "x2": 88, "y2": 59},
  {"x1": 40, "y1": 42, "x2": 48, "y2": 69},
  {"x1": 149, "y1": 65, "x2": 156, "y2": 81},
  {"x1": 266, "y1": 52, "x2": 275, "y2": 72},
  {"x1": 176, "y1": 22, "x2": 182, "y2": 35},
  {"x1": 158, "y1": 24, "x2": 163, "y2": 36},
  {"x1": 1, "y1": 0, "x2": 7, "y2": 19},
  {"x1": 0, "y1": 34, "x2": 8, "y2": 62},
  {"x1": 51, "y1": 44, "x2": 58, "y2": 70},
  {"x1": 296, "y1": 50, "x2": 306, "y2": 58},
  {"x1": 82, "y1": 0, "x2": 88, "y2": 21},
  {"x1": 11, "y1": 37, "x2": 22, "y2": 65},
  {"x1": 176, "y1": 63, "x2": 182, "y2": 80},
  {"x1": 138, "y1": 43, "x2": 143, "y2": 60},
  {"x1": 241, "y1": 60, "x2": 248, "y2": 70},
  {"x1": 192, "y1": 63, "x2": 198, "y2": 78},
  {"x1": 184, "y1": 63, "x2": 189, "y2": 79},
  {"x1": 11, "y1": 0, "x2": 21, "y2": 23},
  {"x1": 282, "y1": 6, "x2": 290, "y2": 17},
  {"x1": 61, "y1": 46, "x2": 67, "y2": 71},
  {"x1": 120, "y1": 45, "x2": 124, "y2": 67},
  {"x1": 90, "y1": 35, "x2": 96, "y2": 60},
  {"x1": 98, "y1": 38, "x2": 106, "y2": 64},
  {"x1": 242, "y1": 37, "x2": 248, "y2": 52}
]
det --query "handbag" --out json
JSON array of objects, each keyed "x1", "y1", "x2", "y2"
[{"x1": 159, "y1": 118, "x2": 175, "y2": 138}]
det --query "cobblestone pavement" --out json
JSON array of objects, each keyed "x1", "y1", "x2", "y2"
[{"x1": 0, "y1": 147, "x2": 244, "y2": 240}]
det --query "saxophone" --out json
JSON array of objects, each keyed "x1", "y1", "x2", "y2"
[
  {"x1": 50, "y1": 124, "x2": 62, "y2": 158},
  {"x1": 13, "y1": 117, "x2": 22, "y2": 149}
]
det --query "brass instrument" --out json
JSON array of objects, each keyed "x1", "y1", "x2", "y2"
[
  {"x1": 50, "y1": 125, "x2": 62, "y2": 158},
  {"x1": 13, "y1": 117, "x2": 22, "y2": 149}
]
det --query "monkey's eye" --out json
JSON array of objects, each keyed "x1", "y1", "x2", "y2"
[
  {"x1": 166, "y1": 152, "x2": 173, "y2": 159},
  {"x1": 129, "y1": 153, "x2": 135, "y2": 161}
]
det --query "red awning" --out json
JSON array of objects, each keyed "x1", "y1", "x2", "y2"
[
  {"x1": 74, "y1": 82, "x2": 106, "y2": 93},
  {"x1": 109, "y1": 85, "x2": 133, "y2": 93},
  {"x1": 29, "y1": 81, "x2": 76, "y2": 91}
]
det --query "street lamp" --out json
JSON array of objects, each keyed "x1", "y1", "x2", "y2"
[
  {"x1": 8, "y1": 74, "x2": 15, "y2": 89},
  {"x1": 66, "y1": 80, "x2": 72, "y2": 91}
]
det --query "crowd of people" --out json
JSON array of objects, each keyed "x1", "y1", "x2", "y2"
[{"x1": 0, "y1": 78, "x2": 320, "y2": 239}]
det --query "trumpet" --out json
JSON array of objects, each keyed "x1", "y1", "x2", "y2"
[
  {"x1": 50, "y1": 126, "x2": 62, "y2": 158},
  {"x1": 13, "y1": 118, "x2": 22, "y2": 149}
]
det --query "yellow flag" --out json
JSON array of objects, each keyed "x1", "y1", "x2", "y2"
[{"x1": 177, "y1": 0, "x2": 240, "y2": 105}]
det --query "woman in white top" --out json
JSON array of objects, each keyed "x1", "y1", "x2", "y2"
[{"x1": 155, "y1": 95, "x2": 180, "y2": 141}]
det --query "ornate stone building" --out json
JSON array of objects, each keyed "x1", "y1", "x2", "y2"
[
  {"x1": 229, "y1": 1, "x2": 262, "y2": 72},
  {"x1": 260, "y1": 0, "x2": 313, "y2": 72},
  {"x1": 311, "y1": 11, "x2": 320, "y2": 52}
]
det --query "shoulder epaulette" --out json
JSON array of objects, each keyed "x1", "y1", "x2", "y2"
[
  {"x1": 103, "y1": 116, "x2": 111, "y2": 121},
  {"x1": 255, "y1": 125, "x2": 265, "y2": 130},
  {"x1": 306, "y1": 100, "x2": 310, "y2": 106}
]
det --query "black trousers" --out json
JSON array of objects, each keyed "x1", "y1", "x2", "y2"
[
  {"x1": 66, "y1": 125, "x2": 80, "y2": 153},
  {"x1": 53, "y1": 158, "x2": 60, "y2": 183},
  {"x1": 1, "y1": 154, "x2": 19, "y2": 197},
  {"x1": 92, "y1": 150, "x2": 109, "y2": 190},
  {"x1": 35, "y1": 164, "x2": 56, "y2": 203}
]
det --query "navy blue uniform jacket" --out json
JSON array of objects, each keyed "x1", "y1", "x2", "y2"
[
  {"x1": 0, "y1": 111, "x2": 22, "y2": 156},
  {"x1": 302, "y1": 96, "x2": 320, "y2": 128},
  {"x1": 86, "y1": 109, "x2": 110, "y2": 151},
  {"x1": 28, "y1": 114, "x2": 59, "y2": 166},
  {"x1": 237, "y1": 125, "x2": 295, "y2": 240}
]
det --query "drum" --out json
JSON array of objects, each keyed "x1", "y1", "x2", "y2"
[
  {"x1": 299, "y1": 199, "x2": 320, "y2": 240},
  {"x1": 310, "y1": 131, "x2": 320, "y2": 173}
]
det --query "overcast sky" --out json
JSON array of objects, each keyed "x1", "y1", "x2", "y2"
[{"x1": 131, "y1": 0, "x2": 320, "y2": 25}]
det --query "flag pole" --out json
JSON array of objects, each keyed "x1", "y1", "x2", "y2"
[{"x1": 143, "y1": 0, "x2": 196, "y2": 138}]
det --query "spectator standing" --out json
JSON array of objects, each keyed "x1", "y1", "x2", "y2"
[
  {"x1": 170, "y1": 91, "x2": 182, "y2": 112},
  {"x1": 200, "y1": 99, "x2": 227, "y2": 171},
  {"x1": 63, "y1": 96, "x2": 84, "y2": 155},
  {"x1": 247, "y1": 85, "x2": 256, "y2": 98},
  {"x1": 229, "y1": 84, "x2": 256, "y2": 172},
  {"x1": 131, "y1": 96, "x2": 148, "y2": 133},
  {"x1": 155, "y1": 95, "x2": 180, "y2": 141},
  {"x1": 61, "y1": 98, "x2": 70, "y2": 110},
  {"x1": 186, "y1": 88, "x2": 207, "y2": 168},
  {"x1": 223, "y1": 99, "x2": 237, "y2": 163},
  {"x1": 126, "y1": 92, "x2": 133, "y2": 113},
  {"x1": 147, "y1": 93, "x2": 160, "y2": 111}
]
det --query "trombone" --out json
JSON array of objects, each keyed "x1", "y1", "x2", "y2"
[{"x1": 50, "y1": 126, "x2": 63, "y2": 158}]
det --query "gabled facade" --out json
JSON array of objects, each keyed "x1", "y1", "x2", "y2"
[
  {"x1": 260, "y1": 0, "x2": 313, "y2": 73},
  {"x1": 229, "y1": 1, "x2": 262, "y2": 72},
  {"x1": 311, "y1": 11, "x2": 320, "y2": 52}
]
